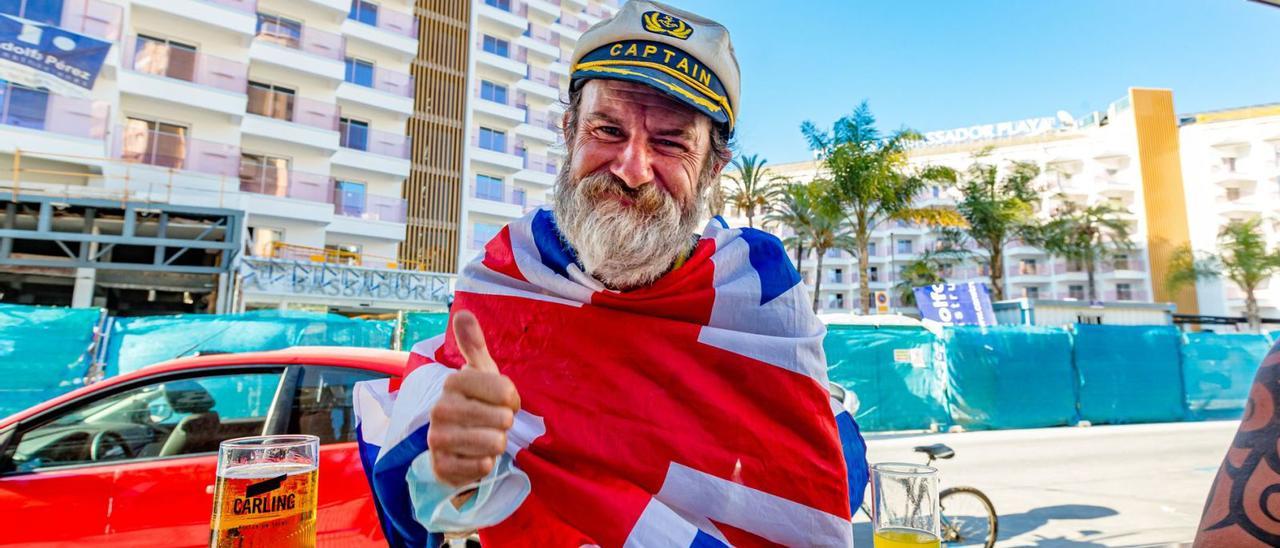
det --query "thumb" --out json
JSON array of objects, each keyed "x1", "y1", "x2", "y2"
[{"x1": 452, "y1": 310, "x2": 498, "y2": 374}]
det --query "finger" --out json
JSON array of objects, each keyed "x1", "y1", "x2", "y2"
[
  {"x1": 444, "y1": 369, "x2": 521, "y2": 411},
  {"x1": 452, "y1": 310, "x2": 498, "y2": 374},
  {"x1": 433, "y1": 452, "x2": 494, "y2": 488},
  {"x1": 431, "y1": 393, "x2": 515, "y2": 430},
  {"x1": 427, "y1": 424, "x2": 507, "y2": 458}
]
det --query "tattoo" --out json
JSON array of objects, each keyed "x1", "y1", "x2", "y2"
[{"x1": 1200, "y1": 342, "x2": 1280, "y2": 543}]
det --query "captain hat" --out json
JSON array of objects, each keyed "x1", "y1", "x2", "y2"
[{"x1": 570, "y1": 1, "x2": 740, "y2": 136}]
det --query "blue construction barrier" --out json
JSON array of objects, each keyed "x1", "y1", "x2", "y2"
[
  {"x1": 105, "y1": 310, "x2": 394, "y2": 377},
  {"x1": 944, "y1": 326, "x2": 1078, "y2": 430},
  {"x1": 1073, "y1": 324, "x2": 1185, "y2": 424},
  {"x1": 0, "y1": 304, "x2": 102, "y2": 417},
  {"x1": 1182, "y1": 332, "x2": 1272, "y2": 420},
  {"x1": 825, "y1": 325, "x2": 950, "y2": 432},
  {"x1": 400, "y1": 312, "x2": 449, "y2": 350}
]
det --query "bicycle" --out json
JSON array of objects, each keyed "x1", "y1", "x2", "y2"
[{"x1": 859, "y1": 443, "x2": 998, "y2": 547}]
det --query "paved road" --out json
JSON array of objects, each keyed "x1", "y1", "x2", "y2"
[{"x1": 853, "y1": 420, "x2": 1239, "y2": 547}]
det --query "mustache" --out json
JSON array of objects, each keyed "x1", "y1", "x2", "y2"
[{"x1": 575, "y1": 171, "x2": 672, "y2": 215}]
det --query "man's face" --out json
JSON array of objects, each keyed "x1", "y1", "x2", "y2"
[{"x1": 553, "y1": 79, "x2": 724, "y2": 291}]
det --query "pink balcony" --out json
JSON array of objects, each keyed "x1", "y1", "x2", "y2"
[
  {"x1": 238, "y1": 164, "x2": 334, "y2": 203},
  {"x1": 368, "y1": 66, "x2": 414, "y2": 98},
  {"x1": 349, "y1": 2, "x2": 418, "y2": 38},
  {"x1": 524, "y1": 154, "x2": 557, "y2": 175},
  {"x1": 247, "y1": 88, "x2": 340, "y2": 131},
  {"x1": 471, "y1": 181, "x2": 527, "y2": 207},
  {"x1": 471, "y1": 132, "x2": 519, "y2": 155},
  {"x1": 526, "y1": 25, "x2": 560, "y2": 48},
  {"x1": 208, "y1": 0, "x2": 257, "y2": 13},
  {"x1": 124, "y1": 36, "x2": 249, "y2": 94},
  {"x1": 559, "y1": 14, "x2": 589, "y2": 32},
  {"x1": 55, "y1": 0, "x2": 123, "y2": 41},
  {"x1": 334, "y1": 190, "x2": 407, "y2": 223},
  {"x1": 526, "y1": 67, "x2": 560, "y2": 89},
  {"x1": 1, "y1": 83, "x2": 110, "y2": 140},
  {"x1": 341, "y1": 124, "x2": 411, "y2": 159},
  {"x1": 113, "y1": 126, "x2": 240, "y2": 178},
  {"x1": 526, "y1": 110, "x2": 560, "y2": 132},
  {"x1": 256, "y1": 16, "x2": 345, "y2": 61}
]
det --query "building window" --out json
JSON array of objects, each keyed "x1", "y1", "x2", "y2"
[
  {"x1": 484, "y1": 0, "x2": 511, "y2": 11},
  {"x1": 1222, "y1": 156, "x2": 1237, "y2": 172},
  {"x1": 473, "y1": 222, "x2": 501, "y2": 248},
  {"x1": 482, "y1": 35, "x2": 510, "y2": 58},
  {"x1": 0, "y1": 82, "x2": 49, "y2": 130},
  {"x1": 348, "y1": 0, "x2": 378, "y2": 26},
  {"x1": 344, "y1": 57, "x2": 375, "y2": 87},
  {"x1": 120, "y1": 117, "x2": 187, "y2": 168},
  {"x1": 1067, "y1": 259, "x2": 1084, "y2": 272},
  {"x1": 1113, "y1": 254, "x2": 1130, "y2": 271},
  {"x1": 256, "y1": 13, "x2": 303, "y2": 48},
  {"x1": 325, "y1": 243, "x2": 361, "y2": 265},
  {"x1": 512, "y1": 187, "x2": 526, "y2": 207},
  {"x1": 239, "y1": 153, "x2": 290, "y2": 194},
  {"x1": 939, "y1": 263, "x2": 954, "y2": 278},
  {"x1": 0, "y1": 0, "x2": 63, "y2": 25},
  {"x1": 1068, "y1": 285, "x2": 1085, "y2": 300},
  {"x1": 479, "y1": 127, "x2": 506, "y2": 152},
  {"x1": 476, "y1": 174, "x2": 503, "y2": 201},
  {"x1": 932, "y1": 185, "x2": 941, "y2": 198},
  {"x1": 133, "y1": 35, "x2": 197, "y2": 82},
  {"x1": 1116, "y1": 283, "x2": 1133, "y2": 301},
  {"x1": 896, "y1": 239, "x2": 912, "y2": 254},
  {"x1": 1019, "y1": 258, "x2": 1038, "y2": 275},
  {"x1": 977, "y1": 264, "x2": 991, "y2": 277},
  {"x1": 1024, "y1": 286, "x2": 1040, "y2": 299},
  {"x1": 868, "y1": 266, "x2": 879, "y2": 283},
  {"x1": 825, "y1": 248, "x2": 842, "y2": 259},
  {"x1": 248, "y1": 227, "x2": 284, "y2": 258},
  {"x1": 827, "y1": 293, "x2": 845, "y2": 310},
  {"x1": 828, "y1": 268, "x2": 843, "y2": 284},
  {"x1": 867, "y1": 242, "x2": 877, "y2": 257},
  {"x1": 1226, "y1": 187, "x2": 1241, "y2": 201},
  {"x1": 480, "y1": 80, "x2": 508, "y2": 104},
  {"x1": 334, "y1": 180, "x2": 367, "y2": 217},
  {"x1": 247, "y1": 81, "x2": 295, "y2": 121},
  {"x1": 339, "y1": 117, "x2": 370, "y2": 151}
]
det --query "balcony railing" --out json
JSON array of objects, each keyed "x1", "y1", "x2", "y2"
[
  {"x1": 255, "y1": 17, "x2": 345, "y2": 61},
  {"x1": 557, "y1": 14, "x2": 589, "y2": 32},
  {"x1": 471, "y1": 182, "x2": 528, "y2": 207},
  {"x1": 124, "y1": 37, "x2": 249, "y2": 94},
  {"x1": 113, "y1": 126, "x2": 240, "y2": 177},
  {"x1": 348, "y1": 66, "x2": 414, "y2": 98},
  {"x1": 238, "y1": 164, "x2": 334, "y2": 203},
  {"x1": 525, "y1": 24, "x2": 560, "y2": 48},
  {"x1": 348, "y1": 2, "x2": 418, "y2": 38},
  {"x1": 0, "y1": 83, "x2": 109, "y2": 140},
  {"x1": 333, "y1": 189, "x2": 407, "y2": 223},
  {"x1": 523, "y1": 154, "x2": 557, "y2": 174},
  {"x1": 2, "y1": 0, "x2": 124, "y2": 41},
  {"x1": 246, "y1": 89, "x2": 340, "y2": 131},
  {"x1": 471, "y1": 133, "x2": 519, "y2": 155},
  {"x1": 340, "y1": 125, "x2": 411, "y2": 159},
  {"x1": 525, "y1": 109, "x2": 560, "y2": 132},
  {"x1": 208, "y1": 0, "x2": 257, "y2": 13},
  {"x1": 526, "y1": 67, "x2": 561, "y2": 90}
]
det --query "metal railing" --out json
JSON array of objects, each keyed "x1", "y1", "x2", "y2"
[
  {"x1": 340, "y1": 125, "x2": 411, "y2": 159},
  {"x1": 348, "y1": 65, "x2": 414, "y2": 98},
  {"x1": 255, "y1": 16, "x2": 345, "y2": 61},
  {"x1": 267, "y1": 242, "x2": 434, "y2": 271},
  {"x1": 348, "y1": 2, "x2": 418, "y2": 38},
  {"x1": 0, "y1": 82, "x2": 110, "y2": 140},
  {"x1": 246, "y1": 89, "x2": 340, "y2": 131},
  {"x1": 124, "y1": 36, "x2": 249, "y2": 93}
]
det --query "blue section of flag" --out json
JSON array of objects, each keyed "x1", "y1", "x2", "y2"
[
  {"x1": 739, "y1": 228, "x2": 802, "y2": 306},
  {"x1": 367, "y1": 422, "x2": 440, "y2": 547},
  {"x1": 690, "y1": 529, "x2": 732, "y2": 547},
  {"x1": 834, "y1": 409, "x2": 869, "y2": 512},
  {"x1": 914, "y1": 282, "x2": 997, "y2": 326},
  {"x1": 533, "y1": 209, "x2": 579, "y2": 278}
]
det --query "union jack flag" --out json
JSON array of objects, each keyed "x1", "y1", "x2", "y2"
[{"x1": 355, "y1": 209, "x2": 868, "y2": 546}]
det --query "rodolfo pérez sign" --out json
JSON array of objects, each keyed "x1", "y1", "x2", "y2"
[{"x1": 0, "y1": 13, "x2": 110, "y2": 98}]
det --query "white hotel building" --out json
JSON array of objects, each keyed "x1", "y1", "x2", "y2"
[
  {"x1": 726, "y1": 88, "x2": 1280, "y2": 321},
  {"x1": 0, "y1": 0, "x2": 424, "y2": 314}
]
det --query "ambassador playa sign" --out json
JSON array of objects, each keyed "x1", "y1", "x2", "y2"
[{"x1": 920, "y1": 116, "x2": 1061, "y2": 146}]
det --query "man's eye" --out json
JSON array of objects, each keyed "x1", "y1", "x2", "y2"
[
  {"x1": 597, "y1": 126, "x2": 623, "y2": 137},
  {"x1": 656, "y1": 139, "x2": 685, "y2": 150}
]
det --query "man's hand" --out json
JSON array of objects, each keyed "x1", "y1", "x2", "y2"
[{"x1": 428, "y1": 310, "x2": 520, "y2": 488}]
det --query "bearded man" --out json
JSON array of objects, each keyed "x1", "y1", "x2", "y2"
[{"x1": 355, "y1": 2, "x2": 868, "y2": 546}]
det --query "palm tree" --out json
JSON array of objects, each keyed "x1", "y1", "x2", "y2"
[
  {"x1": 950, "y1": 155, "x2": 1042, "y2": 301},
  {"x1": 721, "y1": 153, "x2": 781, "y2": 228},
  {"x1": 804, "y1": 182, "x2": 858, "y2": 312},
  {"x1": 893, "y1": 238, "x2": 969, "y2": 308},
  {"x1": 764, "y1": 181, "x2": 815, "y2": 273},
  {"x1": 801, "y1": 101, "x2": 964, "y2": 314},
  {"x1": 1039, "y1": 198, "x2": 1136, "y2": 302},
  {"x1": 1168, "y1": 218, "x2": 1280, "y2": 332}
]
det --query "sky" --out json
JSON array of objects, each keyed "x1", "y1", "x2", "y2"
[{"x1": 665, "y1": 0, "x2": 1280, "y2": 164}]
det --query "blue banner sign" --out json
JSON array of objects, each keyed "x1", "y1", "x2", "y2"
[
  {"x1": 914, "y1": 282, "x2": 997, "y2": 326},
  {"x1": 0, "y1": 13, "x2": 110, "y2": 97}
]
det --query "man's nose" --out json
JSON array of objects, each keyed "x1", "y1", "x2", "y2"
[{"x1": 610, "y1": 137, "x2": 654, "y2": 189}]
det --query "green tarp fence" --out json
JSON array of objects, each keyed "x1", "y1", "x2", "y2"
[
  {"x1": 944, "y1": 326, "x2": 1078, "y2": 430},
  {"x1": 1182, "y1": 332, "x2": 1273, "y2": 420},
  {"x1": 400, "y1": 312, "x2": 449, "y2": 350},
  {"x1": 105, "y1": 310, "x2": 394, "y2": 377},
  {"x1": 825, "y1": 326, "x2": 950, "y2": 432},
  {"x1": 0, "y1": 304, "x2": 102, "y2": 418},
  {"x1": 1073, "y1": 324, "x2": 1186, "y2": 424}
]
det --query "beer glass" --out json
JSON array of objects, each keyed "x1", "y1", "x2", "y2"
[
  {"x1": 870, "y1": 462, "x2": 940, "y2": 548},
  {"x1": 210, "y1": 435, "x2": 320, "y2": 548}
]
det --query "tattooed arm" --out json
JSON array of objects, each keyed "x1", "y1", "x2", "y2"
[{"x1": 1195, "y1": 343, "x2": 1280, "y2": 547}]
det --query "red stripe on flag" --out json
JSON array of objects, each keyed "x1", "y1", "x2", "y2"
[{"x1": 482, "y1": 225, "x2": 528, "y2": 283}]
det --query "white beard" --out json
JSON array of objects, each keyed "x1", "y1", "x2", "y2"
[{"x1": 552, "y1": 167, "x2": 708, "y2": 291}]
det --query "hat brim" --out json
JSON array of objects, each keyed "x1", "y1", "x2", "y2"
[{"x1": 572, "y1": 65, "x2": 731, "y2": 129}]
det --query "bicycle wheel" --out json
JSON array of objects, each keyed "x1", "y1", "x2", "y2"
[{"x1": 939, "y1": 486, "x2": 997, "y2": 548}]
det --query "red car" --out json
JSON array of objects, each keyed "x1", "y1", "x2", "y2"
[{"x1": 0, "y1": 347, "x2": 405, "y2": 547}]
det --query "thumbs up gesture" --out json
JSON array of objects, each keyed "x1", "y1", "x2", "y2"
[{"x1": 428, "y1": 310, "x2": 521, "y2": 488}]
